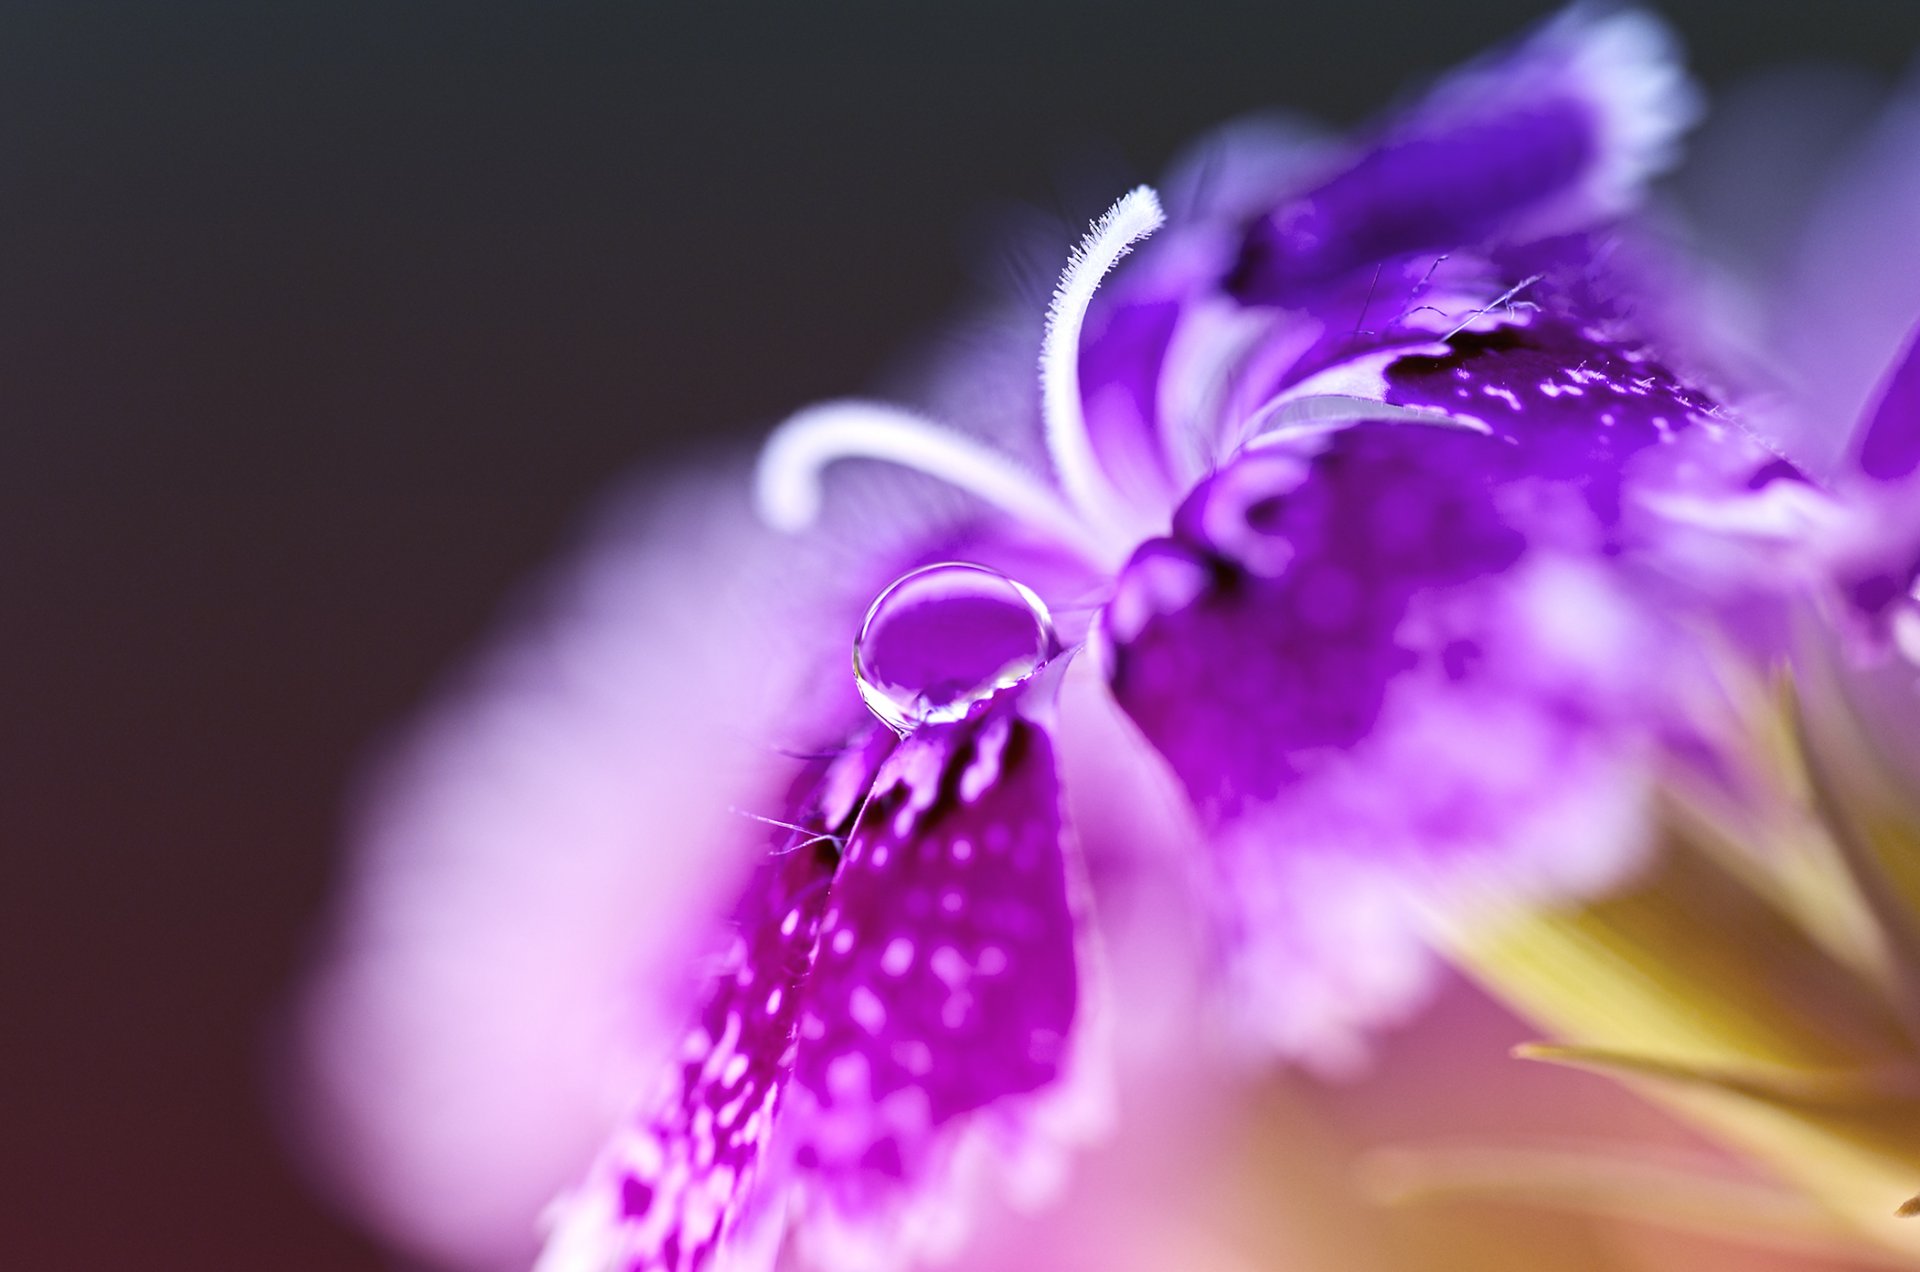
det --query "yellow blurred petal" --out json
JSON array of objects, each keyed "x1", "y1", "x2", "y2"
[
  {"x1": 1513, "y1": 1042, "x2": 1920, "y2": 1111},
  {"x1": 1359, "y1": 1142, "x2": 1909, "y2": 1267},
  {"x1": 1445, "y1": 830, "x2": 1920, "y2": 1256}
]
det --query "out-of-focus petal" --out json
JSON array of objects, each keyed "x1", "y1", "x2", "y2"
[
  {"x1": 1229, "y1": 7, "x2": 1698, "y2": 302},
  {"x1": 1821, "y1": 329, "x2": 1920, "y2": 651},
  {"x1": 292, "y1": 462, "x2": 871, "y2": 1269}
]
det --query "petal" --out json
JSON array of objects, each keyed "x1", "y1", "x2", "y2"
[
  {"x1": 1816, "y1": 472, "x2": 1920, "y2": 650},
  {"x1": 545, "y1": 688, "x2": 1097, "y2": 1272},
  {"x1": 539, "y1": 737, "x2": 894, "y2": 1272},
  {"x1": 1105, "y1": 431, "x2": 1525, "y2": 817},
  {"x1": 1229, "y1": 7, "x2": 1697, "y2": 302},
  {"x1": 785, "y1": 696, "x2": 1099, "y2": 1267},
  {"x1": 1378, "y1": 303, "x2": 1830, "y2": 638},
  {"x1": 1383, "y1": 315, "x2": 1728, "y2": 506},
  {"x1": 1102, "y1": 422, "x2": 1684, "y2": 1061}
]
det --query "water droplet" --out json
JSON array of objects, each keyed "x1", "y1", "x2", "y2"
[{"x1": 853, "y1": 562, "x2": 1057, "y2": 734}]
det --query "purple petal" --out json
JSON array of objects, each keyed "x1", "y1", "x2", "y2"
[
  {"x1": 1857, "y1": 320, "x2": 1920, "y2": 481},
  {"x1": 1244, "y1": 251, "x2": 1521, "y2": 401},
  {"x1": 1105, "y1": 307, "x2": 1764, "y2": 816},
  {"x1": 1105, "y1": 453, "x2": 1668, "y2": 1055},
  {"x1": 784, "y1": 699, "x2": 1093, "y2": 1262},
  {"x1": 1099, "y1": 310, "x2": 1754, "y2": 1056},
  {"x1": 1201, "y1": 567, "x2": 1661, "y2": 1066},
  {"x1": 1229, "y1": 8, "x2": 1696, "y2": 302},
  {"x1": 1105, "y1": 431, "x2": 1525, "y2": 817},
  {"x1": 1823, "y1": 475, "x2": 1920, "y2": 641},
  {"x1": 1070, "y1": 227, "x2": 1250, "y2": 512},
  {"x1": 539, "y1": 735, "x2": 893, "y2": 1272},
  {"x1": 1208, "y1": 831, "x2": 1435, "y2": 1074},
  {"x1": 1377, "y1": 304, "x2": 1822, "y2": 641},
  {"x1": 544, "y1": 692, "x2": 1094, "y2": 1271}
]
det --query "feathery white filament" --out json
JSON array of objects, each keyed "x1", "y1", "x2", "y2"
[
  {"x1": 1041, "y1": 186, "x2": 1167, "y2": 532},
  {"x1": 754, "y1": 400, "x2": 1104, "y2": 561}
]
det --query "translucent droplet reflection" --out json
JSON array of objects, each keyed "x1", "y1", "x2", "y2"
[{"x1": 854, "y1": 563, "x2": 1057, "y2": 734}]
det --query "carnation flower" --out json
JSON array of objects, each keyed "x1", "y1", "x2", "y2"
[
  {"x1": 529, "y1": 9, "x2": 1814, "y2": 1268},
  {"x1": 293, "y1": 8, "x2": 1879, "y2": 1271}
]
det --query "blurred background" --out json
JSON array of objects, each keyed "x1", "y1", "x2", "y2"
[{"x1": 6, "y1": 1, "x2": 1919, "y2": 1266}]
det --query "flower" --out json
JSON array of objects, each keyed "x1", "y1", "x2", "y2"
[
  {"x1": 294, "y1": 8, "x2": 1856, "y2": 1272},
  {"x1": 528, "y1": 8, "x2": 1818, "y2": 1268}
]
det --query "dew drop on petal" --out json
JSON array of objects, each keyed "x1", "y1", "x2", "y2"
[{"x1": 853, "y1": 563, "x2": 1057, "y2": 733}]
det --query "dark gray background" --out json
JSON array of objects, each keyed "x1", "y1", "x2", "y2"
[{"x1": 4, "y1": 2, "x2": 1915, "y2": 1265}]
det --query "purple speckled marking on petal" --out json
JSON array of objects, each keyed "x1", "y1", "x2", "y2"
[
  {"x1": 539, "y1": 734, "x2": 894, "y2": 1272},
  {"x1": 1383, "y1": 318, "x2": 1723, "y2": 527},
  {"x1": 788, "y1": 703, "x2": 1080, "y2": 1198},
  {"x1": 1104, "y1": 422, "x2": 1681, "y2": 1060},
  {"x1": 543, "y1": 696, "x2": 1086, "y2": 1271},
  {"x1": 1858, "y1": 320, "x2": 1920, "y2": 482}
]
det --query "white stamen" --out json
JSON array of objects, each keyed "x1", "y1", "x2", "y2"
[
  {"x1": 1041, "y1": 186, "x2": 1167, "y2": 531},
  {"x1": 754, "y1": 399, "x2": 1103, "y2": 560}
]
